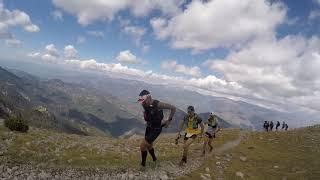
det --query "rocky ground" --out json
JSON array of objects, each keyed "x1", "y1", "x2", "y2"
[
  {"x1": 179, "y1": 125, "x2": 320, "y2": 180},
  {"x1": 0, "y1": 121, "x2": 241, "y2": 180},
  {"x1": 178, "y1": 130, "x2": 247, "y2": 180},
  {"x1": 2, "y1": 121, "x2": 318, "y2": 180}
]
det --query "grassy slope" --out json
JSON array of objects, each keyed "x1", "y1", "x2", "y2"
[
  {"x1": 180, "y1": 126, "x2": 320, "y2": 180},
  {"x1": 1, "y1": 123, "x2": 319, "y2": 179},
  {"x1": 0, "y1": 124, "x2": 238, "y2": 171}
]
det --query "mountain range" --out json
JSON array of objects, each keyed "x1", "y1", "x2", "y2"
[
  {"x1": 0, "y1": 65, "x2": 317, "y2": 137},
  {"x1": 0, "y1": 66, "x2": 233, "y2": 136},
  {"x1": 57, "y1": 71, "x2": 312, "y2": 130}
]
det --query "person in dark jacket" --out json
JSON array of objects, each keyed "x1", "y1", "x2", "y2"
[
  {"x1": 276, "y1": 121, "x2": 280, "y2": 130},
  {"x1": 263, "y1": 121, "x2": 268, "y2": 131},
  {"x1": 285, "y1": 124, "x2": 289, "y2": 131},
  {"x1": 270, "y1": 121, "x2": 274, "y2": 131},
  {"x1": 137, "y1": 90, "x2": 176, "y2": 167},
  {"x1": 282, "y1": 121, "x2": 286, "y2": 130}
]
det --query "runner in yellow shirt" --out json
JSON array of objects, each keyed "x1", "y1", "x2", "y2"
[{"x1": 176, "y1": 106, "x2": 204, "y2": 166}]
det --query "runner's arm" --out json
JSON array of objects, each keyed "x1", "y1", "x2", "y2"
[
  {"x1": 158, "y1": 102, "x2": 176, "y2": 121},
  {"x1": 177, "y1": 119, "x2": 185, "y2": 135}
]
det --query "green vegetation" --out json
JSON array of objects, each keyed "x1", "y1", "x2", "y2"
[
  {"x1": 180, "y1": 126, "x2": 320, "y2": 180},
  {"x1": 0, "y1": 124, "x2": 239, "y2": 171},
  {"x1": 1, "y1": 123, "x2": 319, "y2": 179},
  {"x1": 35, "y1": 106, "x2": 48, "y2": 113},
  {"x1": 4, "y1": 115, "x2": 29, "y2": 133},
  {"x1": 5, "y1": 129, "x2": 131, "y2": 169},
  {"x1": 0, "y1": 67, "x2": 145, "y2": 136}
]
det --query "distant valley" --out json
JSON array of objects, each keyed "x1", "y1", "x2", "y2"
[{"x1": 0, "y1": 65, "x2": 317, "y2": 137}]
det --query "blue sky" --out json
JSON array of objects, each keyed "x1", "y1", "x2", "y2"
[
  {"x1": 2, "y1": 0, "x2": 218, "y2": 75},
  {"x1": 1, "y1": 0, "x2": 320, "y2": 115},
  {"x1": 1, "y1": 0, "x2": 319, "y2": 75}
]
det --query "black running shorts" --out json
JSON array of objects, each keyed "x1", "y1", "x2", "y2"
[{"x1": 145, "y1": 126, "x2": 162, "y2": 144}]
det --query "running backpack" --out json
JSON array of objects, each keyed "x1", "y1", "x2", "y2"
[
  {"x1": 184, "y1": 114, "x2": 200, "y2": 129},
  {"x1": 143, "y1": 100, "x2": 164, "y2": 127},
  {"x1": 208, "y1": 115, "x2": 218, "y2": 127}
]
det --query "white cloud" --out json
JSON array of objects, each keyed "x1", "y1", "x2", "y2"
[
  {"x1": 5, "y1": 38, "x2": 21, "y2": 47},
  {"x1": 205, "y1": 35, "x2": 320, "y2": 111},
  {"x1": 65, "y1": 59, "x2": 146, "y2": 77},
  {"x1": 123, "y1": 25, "x2": 146, "y2": 45},
  {"x1": 45, "y1": 44, "x2": 59, "y2": 57},
  {"x1": 33, "y1": 39, "x2": 320, "y2": 114},
  {"x1": 116, "y1": 50, "x2": 139, "y2": 64},
  {"x1": 118, "y1": 17, "x2": 147, "y2": 47},
  {"x1": 51, "y1": 10, "x2": 63, "y2": 21},
  {"x1": 27, "y1": 52, "x2": 40, "y2": 58},
  {"x1": 64, "y1": 45, "x2": 78, "y2": 59},
  {"x1": 309, "y1": 10, "x2": 320, "y2": 20},
  {"x1": 41, "y1": 54, "x2": 58, "y2": 62},
  {"x1": 52, "y1": 0, "x2": 182, "y2": 26},
  {"x1": 161, "y1": 60, "x2": 202, "y2": 77},
  {"x1": 16, "y1": 0, "x2": 320, "y2": 115},
  {"x1": 41, "y1": 44, "x2": 60, "y2": 62},
  {"x1": 151, "y1": 0, "x2": 286, "y2": 52},
  {"x1": 129, "y1": 0, "x2": 182, "y2": 17},
  {"x1": 24, "y1": 24, "x2": 40, "y2": 32},
  {"x1": 0, "y1": 22, "x2": 11, "y2": 38},
  {"x1": 64, "y1": 59, "x2": 239, "y2": 94},
  {"x1": 0, "y1": 2, "x2": 40, "y2": 36},
  {"x1": 87, "y1": 30, "x2": 105, "y2": 38},
  {"x1": 76, "y1": 36, "x2": 86, "y2": 44},
  {"x1": 150, "y1": 18, "x2": 168, "y2": 40},
  {"x1": 27, "y1": 44, "x2": 61, "y2": 62}
]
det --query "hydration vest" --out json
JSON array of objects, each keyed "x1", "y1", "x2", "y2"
[
  {"x1": 184, "y1": 114, "x2": 201, "y2": 135},
  {"x1": 143, "y1": 100, "x2": 164, "y2": 128},
  {"x1": 208, "y1": 115, "x2": 218, "y2": 128}
]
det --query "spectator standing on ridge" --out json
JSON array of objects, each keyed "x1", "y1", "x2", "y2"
[
  {"x1": 282, "y1": 121, "x2": 286, "y2": 130},
  {"x1": 270, "y1": 121, "x2": 274, "y2": 131},
  {"x1": 285, "y1": 124, "x2": 289, "y2": 131},
  {"x1": 263, "y1": 121, "x2": 268, "y2": 131},
  {"x1": 276, "y1": 121, "x2": 280, "y2": 131}
]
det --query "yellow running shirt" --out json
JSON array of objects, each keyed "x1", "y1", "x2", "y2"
[{"x1": 184, "y1": 114, "x2": 202, "y2": 137}]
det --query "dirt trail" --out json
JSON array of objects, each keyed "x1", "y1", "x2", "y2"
[
  {"x1": 215, "y1": 130, "x2": 246, "y2": 155},
  {"x1": 210, "y1": 130, "x2": 247, "y2": 180},
  {"x1": 129, "y1": 131, "x2": 248, "y2": 180}
]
